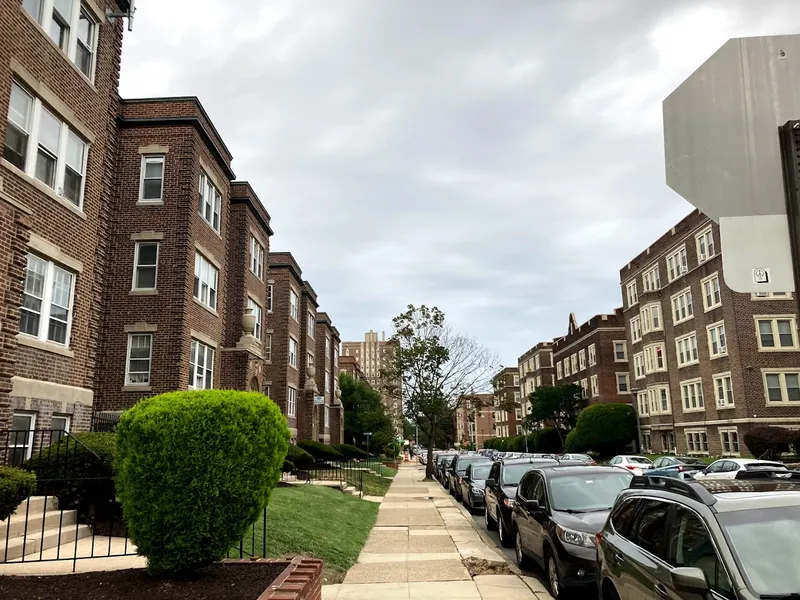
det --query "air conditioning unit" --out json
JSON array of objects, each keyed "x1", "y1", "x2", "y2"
[
  {"x1": 755, "y1": 292, "x2": 770, "y2": 297},
  {"x1": 679, "y1": 266, "x2": 688, "y2": 274},
  {"x1": 720, "y1": 345, "x2": 728, "y2": 354}
]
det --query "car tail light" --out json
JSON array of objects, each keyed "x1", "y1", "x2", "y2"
[
  {"x1": 595, "y1": 533, "x2": 602, "y2": 546},
  {"x1": 677, "y1": 465, "x2": 685, "y2": 472},
  {"x1": 625, "y1": 465, "x2": 637, "y2": 470}
]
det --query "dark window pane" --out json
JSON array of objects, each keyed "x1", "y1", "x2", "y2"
[
  {"x1": 136, "y1": 266, "x2": 156, "y2": 289},
  {"x1": 76, "y1": 44, "x2": 92, "y2": 76},
  {"x1": 19, "y1": 309, "x2": 40, "y2": 336},
  {"x1": 35, "y1": 150, "x2": 56, "y2": 188},
  {"x1": 633, "y1": 500, "x2": 670, "y2": 561},
  {"x1": 48, "y1": 319, "x2": 67, "y2": 344},
  {"x1": 142, "y1": 179, "x2": 162, "y2": 200},
  {"x1": 3, "y1": 125, "x2": 28, "y2": 169},
  {"x1": 63, "y1": 167, "x2": 82, "y2": 205}
]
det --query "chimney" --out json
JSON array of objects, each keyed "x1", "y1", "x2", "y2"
[{"x1": 382, "y1": 331, "x2": 385, "y2": 341}]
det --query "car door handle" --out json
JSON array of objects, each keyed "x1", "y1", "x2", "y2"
[
  {"x1": 655, "y1": 583, "x2": 669, "y2": 598},
  {"x1": 612, "y1": 552, "x2": 625, "y2": 566}
]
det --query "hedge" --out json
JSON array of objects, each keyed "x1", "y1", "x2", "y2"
[
  {"x1": 565, "y1": 428, "x2": 584, "y2": 453},
  {"x1": 569, "y1": 403, "x2": 635, "y2": 456},
  {"x1": 333, "y1": 444, "x2": 370, "y2": 459},
  {"x1": 297, "y1": 440, "x2": 343, "y2": 460},
  {"x1": 743, "y1": 426, "x2": 795, "y2": 458},
  {"x1": 115, "y1": 390, "x2": 289, "y2": 575},
  {"x1": 281, "y1": 459, "x2": 295, "y2": 473},
  {"x1": 537, "y1": 428, "x2": 565, "y2": 454},
  {"x1": 0, "y1": 466, "x2": 36, "y2": 521},
  {"x1": 286, "y1": 444, "x2": 315, "y2": 469}
]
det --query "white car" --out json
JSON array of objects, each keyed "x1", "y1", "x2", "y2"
[
  {"x1": 692, "y1": 457, "x2": 786, "y2": 480},
  {"x1": 608, "y1": 455, "x2": 653, "y2": 475}
]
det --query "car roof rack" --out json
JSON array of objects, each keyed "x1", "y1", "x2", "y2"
[
  {"x1": 735, "y1": 469, "x2": 800, "y2": 481},
  {"x1": 631, "y1": 474, "x2": 718, "y2": 506}
]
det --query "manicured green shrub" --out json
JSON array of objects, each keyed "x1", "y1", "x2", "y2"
[
  {"x1": 281, "y1": 459, "x2": 295, "y2": 473},
  {"x1": 297, "y1": 440, "x2": 343, "y2": 460},
  {"x1": 115, "y1": 390, "x2": 289, "y2": 575},
  {"x1": 286, "y1": 444, "x2": 315, "y2": 469},
  {"x1": 570, "y1": 403, "x2": 635, "y2": 456},
  {"x1": 792, "y1": 432, "x2": 800, "y2": 456},
  {"x1": 535, "y1": 428, "x2": 565, "y2": 453},
  {"x1": 333, "y1": 444, "x2": 370, "y2": 459},
  {"x1": 743, "y1": 426, "x2": 794, "y2": 458},
  {"x1": 565, "y1": 428, "x2": 585, "y2": 453},
  {"x1": 0, "y1": 466, "x2": 36, "y2": 521}
]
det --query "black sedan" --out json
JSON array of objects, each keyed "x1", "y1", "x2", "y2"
[
  {"x1": 459, "y1": 462, "x2": 492, "y2": 511},
  {"x1": 437, "y1": 455, "x2": 456, "y2": 488},
  {"x1": 512, "y1": 466, "x2": 633, "y2": 598},
  {"x1": 447, "y1": 455, "x2": 491, "y2": 501}
]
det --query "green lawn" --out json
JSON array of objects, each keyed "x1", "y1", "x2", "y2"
[
  {"x1": 376, "y1": 464, "x2": 397, "y2": 478},
  {"x1": 348, "y1": 471, "x2": 392, "y2": 496},
  {"x1": 232, "y1": 485, "x2": 378, "y2": 580}
]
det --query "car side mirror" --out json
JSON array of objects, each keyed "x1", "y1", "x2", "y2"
[
  {"x1": 524, "y1": 499, "x2": 541, "y2": 511},
  {"x1": 485, "y1": 478, "x2": 496, "y2": 487},
  {"x1": 670, "y1": 567, "x2": 710, "y2": 592}
]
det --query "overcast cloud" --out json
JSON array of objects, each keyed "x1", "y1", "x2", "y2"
[{"x1": 119, "y1": 1, "x2": 800, "y2": 365}]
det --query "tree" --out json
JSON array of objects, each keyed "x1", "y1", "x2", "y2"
[
  {"x1": 381, "y1": 305, "x2": 500, "y2": 479},
  {"x1": 567, "y1": 403, "x2": 636, "y2": 457},
  {"x1": 340, "y1": 373, "x2": 394, "y2": 453},
  {"x1": 523, "y1": 384, "x2": 583, "y2": 447}
]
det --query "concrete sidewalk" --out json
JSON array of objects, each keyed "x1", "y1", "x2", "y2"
[{"x1": 323, "y1": 464, "x2": 552, "y2": 600}]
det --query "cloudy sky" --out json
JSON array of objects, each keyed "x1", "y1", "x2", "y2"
[{"x1": 119, "y1": 0, "x2": 800, "y2": 365}]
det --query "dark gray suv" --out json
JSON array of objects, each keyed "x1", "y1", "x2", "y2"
[{"x1": 597, "y1": 470, "x2": 800, "y2": 600}]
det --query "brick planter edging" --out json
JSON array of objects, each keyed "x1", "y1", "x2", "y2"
[{"x1": 224, "y1": 557, "x2": 324, "y2": 600}]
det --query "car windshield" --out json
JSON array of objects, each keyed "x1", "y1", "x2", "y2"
[
  {"x1": 625, "y1": 456, "x2": 652, "y2": 464},
  {"x1": 441, "y1": 456, "x2": 455, "y2": 466},
  {"x1": 677, "y1": 457, "x2": 706, "y2": 465},
  {"x1": 570, "y1": 454, "x2": 592, "y2": 461},
  {"x1": 457, "y1": 457, "x2": 490, "y2": 474},
  {"x1": 549, "y1": 471, "x2": 633, "y2": 512},
  {"x1": 471, "y1": 465, "x2": 491, "y2": 480},
  {"x1": 501, "y1": 462, "x2": 550, "y2": 485},
  {"x1": 719, "y1": 505, "x2": 800, "y2": 595}
]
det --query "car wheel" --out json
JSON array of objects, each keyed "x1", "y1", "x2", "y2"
[
  {"x1": 602, "y1": 581, "x2": 621, "y2": 600},
  {"x1": 485, "y1": 506, "x2": 497, "y2": 531},
  {"x1": 515, "y1": 530, "x2": 532, "y2": 570},
  {"x1": 498, "y1": 510, "x2": 512, "y2": 547},
  {"x1": 546, "y1": 550, "x2": 563, "y2": 599}
]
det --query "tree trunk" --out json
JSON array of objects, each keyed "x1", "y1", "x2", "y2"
[{"x1": 425, "y1": 417, "x2": 438, "y2": 480}]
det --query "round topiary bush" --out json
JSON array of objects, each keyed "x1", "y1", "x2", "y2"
[
  {"x1": 0, "y1": 466, "x2": 36, "y2": 521},
  {"x1": 296, "y1": 440, "x2": 343, "y2": 460},
  {"x1": 286, "y1": 444, "x2": 315, "y2": 469},
  {"x1": 535, "y1": 428, "x2": 565, "y2": 453},
  {"x1": 333, "y1": 444, "x2": 370, "y2": 460},
  {"x1": 115, "y1": 390, "x2": 289, "y2": 575},
  {"x1": 571, "y1": 403, "x2": 636, "y2": 457},
  {"x1": 565, "y1": 428, "x2": 585, "y2": 453},
  {"x1": 743, "y1": 426, "x2": 794, "y2": 458}
]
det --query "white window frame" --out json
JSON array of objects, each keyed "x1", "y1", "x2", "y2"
[
  {"x1": 580, "y1": 378, "x2": 588, "y2": 399},
  {"x1": 50, "y1": 414, "x2": 70, "y2": 443},
  {"x1": 534, "y1": 354, "x2": 540, "y2": 370},
  {"x1": 670, "y1": 287, "x2": 694, "y2": 325},
  {"x1": 198, "y1": 171, "x2": 222, "y2": 232},
  {"x1": 325, "y1": 369, "x2": 331, "y2": 394},
  {"x1": 629, "y1": 316, "x2": 642, "y2": 344},
  {"x1": 681, "y1": 378, "x2": 705, "y2": 412},
  {"x1": 20, "y1": 253, "x2": 76, "y2": 347},
  {"x1": 132, "y1": 241, "x2": 159, "y2": 291},
  {"x1": 556, "y1": 361, "x2": 563, "y2": 379},
  {"x1": 289, "y1": 289, "x2": 299, "y2": 321},
  {"x1": 713, "y1": 372, "x2": 734, "y2": 408},
  {"x1": 695, "y1": 226, "x2": 715, "y2": 264},
  {"x1": 590, "y1": 374, "x2": 599, "y2": 398},
  {"x1": 719, "y1": 427, "x2": 740, "y2": 457},
  {"x1": 249, "y1": 236, "x2": 264, "y2": 279},
  {"x1": 633, "y1": 352, "x2": 645, "y2": 379},
  {"x1": 642, "y1": 265, "x2": 661, "y2": 292},
  {"x1": 707, "y1": 321, "x2": 728, "y2": 358},
  {"x1": 563, "y1": 358, "x2": 570, "y2": 377},
  {"x1": 643, "y1": 343, "x2": 666, "y2": 374},
  {"x1": 613, "y1": 340, "x2": 628, "y2": 362},
  {"x1": 640, "y1": 302, "x2": 663, "y2": 334},
  {"x1": 701, "y1": 273, "x2": 722, "y2": 311},
  {"x1": 287, "y1": 386, "x2": 297, "y2": 417},
  {"x1": 138, "y1": 155, "x2": 165, "y2": 202},
  {"x1": 324, "y1": 405, "x2": 330, "y2": 428},
  {"x1": 754, "y1": 315, "x2": 799, "y2": 351},
  {"x1": 626, "y1": 280, "x2": 638, "y2": 307},
  {"x1": 288, "y1": 336, "x2": 298, "y2": 368},
  {"x1": 193, "y1": 252, "x2": 218, "y2": 311},
  {"x1": 570, "y1": 354, "x2": 577, "y2": 373},
  {"x1": 307, "y1": 352, "x2": 314, "y2": 369},
  {"x1": 762, "y1": 369, "x2": 800, "y2": 404},
  {"x1": 4, "y1": 81, "x2": 89, "y2": 209},
  {"x1": 675, "y1": 332, "x2": 699, "y2": 368},
  {"x1": 578, "y1": 349, "x2": 586, "y2": 370},
  {"x1": 666, "y1": 245, "x2": 688, "y2": 282},
  {"x1": 189, "y1": 338, "x2": 214, "y2": 389},
  {"x1": 247, "y1": 297, "x2": 263, "y2": 340},
  {"x1": 588, "y1": 343, "x2": 596, "y2": 366},
  {"x1": 685, "y1": 428, "x2": 709, "y2": 455},
  {"x1": 10, "y1": 412, "x2": 36, "y2": 463},
  {"x1": 264, "y1": 333, "x2": 272, "y2": 362},
  {"x1": 307, "y1": 310, "x2": 315, "y2": 339},
  {"x1": 646, "y1": 385, "x2": 671, "y2": 416},
  {"x1": 125, "y1": 333, "x2": 153, "y2": 386},
  {"x1": 616, "y1": 372, "x2": 630, "y2": 394},
  {"x1": 752, "y1": 291, "x2": 793, "y2": 300}
]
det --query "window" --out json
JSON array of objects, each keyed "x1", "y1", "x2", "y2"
[
  {"x1": 629, "y1": 316, "x2": 642, "y2": 344},
  {"x1": 642, "y1": 265, "x2": 661, "y2": 291},
  {"x1": 513, "y1": 374, "x2": 519, "y2": 385},
  {"x1": 193, "y1": 252, "x2": 218, "y2": 310},
  {"x1": 686, "y1": 429, "x2": 709, "y2": 453},
  {"x1": 626, "y1": 280, "x2": 638, "y2": 307},
  {"x1": 702, "y1": 274, "x2": 722, "y2": 311},
  {"x1": 570, "y1": 354, "x2": 577, "y2": 373},
  {"x1": 669, "y1": 506, "x2": 733, "y2": 597},
  {"x1": 707, "y1": 322, "x2": 727, "y2": 357},
  {"x1": 556, "y1": 361, "x2": 562, "y2": 379},
  {"x1": 249, "y1": 237, "x2": 264, "y2": 279},
  {"x1": 189, "y1": 339, "x2": 214, "y2": 389},
  {"x1": 614, "y1": 341, "x2": 627, "y2": 361},
  {"x1": 126, "y1": 333, "x2": 152, "y2": 385},
  {"x1": 325, "y1": 370, "x2": 331, "y2": 394},
  {"x1": 641, "y1": 432, "x2": 652, "y2": 453},
  {"x1": 289, "y1": 289, "x2": 299, "y2": 320},
  {"x1": 536, "y1": 375, "x2": 542, "y2": 386},
  {"x1": 307, "y1": 311, "x2": 315, "y2": 338},
  {"x1": 132, "y1": 242, "x2": 158, "y2": 290},
  {"x1": 720, "y1": 429, "x2": 740, "y2": 456},
  {"x1": 139, "y1": 155, "x2": 164, "y2": 202},
  {"x1": 563, "y1": 358, "x2": 570, "y2": 377},
  {"x1": 534, "y1": 354, "x2": 540, "y2": 370},
  {"x1": 671, "y1": 288, "x2": 694, "y2": 324},
  {"x1": 287, "y1": 386, "x2": 297, "y2": 417},
  {"x1": 578, "y1": 349, "x2": 586, "y2": 370},
  {"x1": 50, "y1": 414, "x2": 70, "y2": 443},
  {"x1": 75, "y1": 7, "x2": 97, "y2": 77},
  {"x1": 580, "y1": 378, "x2": 587, "y2": 399},
  {"x1": 666, "y1": 245, "x2": 688, "y2": 281},
  {"x1": 661, "y1": 432, "x2": 675, "y2": 453},
  {"x1": 324, "y1": 405, "x2": 329, "y2": 428},
  {"x1": 266, "y1": 284, "x2": 273, "y2": 312},
  {"x1": 632, "y1": 500, "x2": 670, "y2": 561},
  {"x1": 590, "y1": 375, "x2": 598, "y2": 397},
  {"x1": 307, "y1": 352, "x2": 314, "y2": 369},
  {"x1": 588, "y1": 343, "x2": 596, "y2": 366},
  {"x1": 609, "y1": 498, "x2": 640, "y2": 540},
  {"x1": 198, "y1": 171, "x2": 221, "y2": 231},
  {"x1": 20, "y1": 254, "x2": 75, "y2": 346},
  {"x1": 326, "y1": 335, "x2": 331, "y2": 357},
  {"x1": 756, "y1": 317, "x2": 798, "y2": 350},
  {"x1": 288, "y1": 336, "x2": 297, "y2": 368},
  {"x1": 640, "y1": 303, "x2": 662, "y2": 333},
  {"x1": 681, "y1": 379, "x2": 704, "y2": 411},
  {"x1": 334, "y1": 347, "x2": 339, "y2": 369},
  {"x1": 696, "y1": 227, "x2": 715, "y2": 263},
  {"x1": 643, "y1": 343, "x2": 666, "y2": 373},
  {"x1": 633, "y1": 352, "x2": 645, "y2": 379},
  {"x1": 763, "y1": 371, "x2": 800, "y2": 403},
  {"x1": 23, "y1": 1, "x2": 98, "y2": 78},
  {"x1": 714, "y1": 373, "x2": 734, "y2": 408},
  {"x1": 247, "y1": 298, "x2": 262, "y2": 339},
  {"x1": 646, "y1": 386, "x2": 671, "y2": 415},
  {"x1": 264, "y1": 334, "x2": 272, "y2": 361},
  {"x1": 9, "y1": 413, "x2": 35, "y2": 466},
  {"x1": 752, "y1": 291, "x2": 792, "y2": 300},
  {"x1": 675, "y1": 333, "x2": 698, "y2": 367},
  {"x1": 3, "y1": 82, "x2": 88, "y2": 208},
  {"x1": 616, "y1": 372, "x2": 630, "y2": 393}
]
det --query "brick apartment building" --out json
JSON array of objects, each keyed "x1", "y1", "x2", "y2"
[
  {"x1": 339, "y1": 355, "x2": 366, "y2": 383},
  {"x1": 491, "y1": 367, "x2": 520, "y2": 438},
  {"x1": 553, "y1": 309, "x2": 631, "y2": 406},
  {"x1": 517, "y1": 341, "x2": 556, "y2": 424},
  {"x1": 620, "y1": 209, "x2": 800, "y2": 456},
  {"x1": 454, "y1": 393, "x2": 495, "y2": 449},
  {"x1": 310, "y1": 312, "x2": 343, "y2": 445}
]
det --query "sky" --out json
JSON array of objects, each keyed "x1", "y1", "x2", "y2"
[{"x1": 118, "y1": 0, "x2": 800, "y2": 366}]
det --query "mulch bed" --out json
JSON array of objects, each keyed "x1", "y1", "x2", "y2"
[
  {"x1": 0, "y1": 562, "x2": 287, "y2": 600},
  {"x1": 463, "y1": 556, "x2": 515, "y2": 576}
]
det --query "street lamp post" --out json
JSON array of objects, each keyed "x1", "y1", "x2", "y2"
[
  {"x1": 365, "y1": 431, "x2": 372, "y2": 455},
  {"x1": 630, "y1": 387, "x2": 642, "y2": 453}
]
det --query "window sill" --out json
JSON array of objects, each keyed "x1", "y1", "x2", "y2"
[
  {"x1": 1, "y1": 159, "x2": 86, "y2": 220},
  {"x1": 710, "y1": 353, "x2": 729, "y2": 360},
  {"x1": 16, "y1": 334, "x2": 74, "y2": 357},
  {"x1": 130, "y1": 289, "x2": 158, "y2": 296},
  {"x1": 716, "y1": 404, "x2": 736, "y2": 410},
  {"x1": 192, "y1": 297, "x2": 219, "y2": 317},
  {"x1": 704, "y1": 304, "x2": 722, "y2": 313},
  {"x1": 137, "y1": 200, "x2": 164, "y2": 207},
  {"x1": 682, "y1": 408, "x2": 706, "y2": 414},
  {"x1": 122, "y1": 385, "x2": 152, "y2": 392},
  {"x1": 758, "y1": 347, "x2": 800, "y2": 352},
  {"x1": 678, "y1": 361, "x2": 700, "y2": 369}
]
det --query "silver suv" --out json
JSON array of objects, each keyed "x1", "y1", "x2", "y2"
[{"x1": 596, "y1": 469, "x2": 800, "y2": 599}]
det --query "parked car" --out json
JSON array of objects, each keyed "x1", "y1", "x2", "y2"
[
  {"x1": 484, "y1": 458, "x2": 584, "y2": 548},
  {"x1": 447, "y1": 454, "x2": 492, "y2": 501},
  {"x1": 608, "y1": 455, "x2": 653, "y2": 475},
  {"x1": 432, "y1": 452, "x2": 454, "y2": 478},
  {"x1": 692, "y1": 457, "x2": 786, "y2": 480},
  {"x1": 436, "y1": 454, "x2": 456, "y2": 487},
  {"x1": 460, "y1": 462, "x2": 492, "y2": 511},
  {"x1": 647, "y1": 455, "x2": 707, "y2": 479},
  {"x1": 558, "y1": 453, "x2": 596, "y2": 465},
  {"x1": 512, "y1": 466, "x2": 634, "y2": 598},
  {"x1": 597, "y1": 469, "x2": 800, "y2": 600}
]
